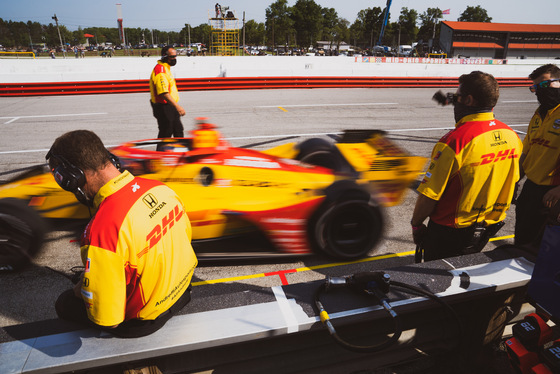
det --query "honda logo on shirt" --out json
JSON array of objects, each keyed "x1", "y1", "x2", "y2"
[
  {"x1": 493, "y1": 131, "x2": 502, "y2": 142},
  {"x1": 143, "y1": 193, "x2": 158, "y2": 209}
]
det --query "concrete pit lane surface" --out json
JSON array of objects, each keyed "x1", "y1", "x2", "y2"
[{"x1": 0, "y1": 88, "x2": 536, "y2": 373}]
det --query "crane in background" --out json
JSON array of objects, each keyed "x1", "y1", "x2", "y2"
[{"x1": 376, "y1": 0, "x2": 392, "y2": 46}]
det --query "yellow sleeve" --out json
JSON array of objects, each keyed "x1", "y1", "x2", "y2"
[
  {"x1": 417, "y1": 143, "x2": 457, "y2": 201},
  {"x1": 81, "y1": 245, "x2": 127, "y2": 326}
]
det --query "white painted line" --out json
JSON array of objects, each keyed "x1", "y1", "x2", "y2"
[
  {"x1": 0, "y1": 124, "x2": 531, "y2": 155},
  {"x1": 272, "y1": 286, "x2": 299, "y2": 333},
  {"x1": 1, "y1": 112, "x2": 108, "y2": 125},
  {"x1": 256, "y1": 103, "x2": 398, "y2": 108}
]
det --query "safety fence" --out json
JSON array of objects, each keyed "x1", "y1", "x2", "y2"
[{"x1": 0, "y1": 76, "x2": 532, "y2": 97}]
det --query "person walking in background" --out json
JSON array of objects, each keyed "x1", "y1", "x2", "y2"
[
  {"x1": 149, "y1": 46, "x2": 185, "y2": 139},
  {"x1": 514, "y1": 63, "x2": 560, "y2": 248},
  {"x1": 411, "y1": 71, "x2": 523, "y2": 261}
]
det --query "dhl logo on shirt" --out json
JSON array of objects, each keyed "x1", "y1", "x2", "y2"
[
  {"x1": 139, "y1": 204, "x2": 184, "y2": 258},
  {"x1": 530, "y1": 138, "x2": 555, "y2": 148},
  {"x1": 471, "y1": 148, "x2": 519, "y2": 167}
]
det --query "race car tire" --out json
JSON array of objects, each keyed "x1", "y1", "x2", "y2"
[
  {"x1": 0, "y1": 198, "x2": 47, "y2": 271},
  {"x1": 296, "y1": 138, "x2": 352, "y2": 173},
  {"x1": 310, "y1": 185, "x2": 384, "y2": 259}
]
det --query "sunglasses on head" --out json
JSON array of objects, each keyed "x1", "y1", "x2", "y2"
[{"x1": 530, "y1": 79, "x2": 560, "y2": 93}]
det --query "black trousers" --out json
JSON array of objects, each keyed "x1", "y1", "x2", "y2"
[
  {"x1": 151, "y1": 101, "x2": 184, "y2": 138},
  {"x1": 421, "y1": 220, "x2": 472, "y2": 261},
  {"x1": 55, "y1": 286, "x2": 191, "y2": 338},
  {"x1": 515, "y1": 179, "x2": 555, "y2": 246}
]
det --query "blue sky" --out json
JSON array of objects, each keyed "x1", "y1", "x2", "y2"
[{"x1": 2, "y1": 0, "x2": 558, "y2": 31}]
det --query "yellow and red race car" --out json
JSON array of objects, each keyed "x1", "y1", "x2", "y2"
[{"x1": 0, "y1": 122, "x2": 425, "y2": 269}]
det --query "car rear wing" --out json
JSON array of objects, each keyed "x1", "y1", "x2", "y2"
[{"x1": 335, "y1": 130, "x2": 427, "y2": 207}]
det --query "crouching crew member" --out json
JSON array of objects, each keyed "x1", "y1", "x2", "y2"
[
  {"x1": 48, "y1": 130, "x2": 197, "y2": 338},
  {"x1": 411, "y1": 71, "x2": 523, "y2": 261}
]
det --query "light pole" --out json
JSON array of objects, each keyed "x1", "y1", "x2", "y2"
[{"x1": 52, "y1": 14, "x2": 65, "y2": 58}]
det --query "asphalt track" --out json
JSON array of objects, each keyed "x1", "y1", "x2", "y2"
[{"x1": 0, "y1": 87, "x2": 537, "y2": 331}]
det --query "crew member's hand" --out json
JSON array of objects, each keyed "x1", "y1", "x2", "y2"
[
  {"x1": 511, "y1": 182, "x2": 520, "y2": 204},
  {"x1": 412, "y1": 224, "x2": 427, "y2": 245},
  {"x1": 73, "y1": 273, "x2": 84, "y2": 298},
  {"x1": 176, "y1": 105, "x2": 186, "y2": 116},
  {"x1": 543, "y1": 185, "x2": 560, "y2": 208}
]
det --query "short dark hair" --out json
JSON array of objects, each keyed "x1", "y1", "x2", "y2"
[
  {"x1": 161, "y1": 45, "x2": 172, "y2": 57},
  {"x1": 48, "y1": 130, "x2": 111, "y2": 172},
  {"x1": 458, "y1": 71, "x2": 499, "y2": 108},
  {"x1": 529, "y1": 64, "x2": 560, "y2": 80}
]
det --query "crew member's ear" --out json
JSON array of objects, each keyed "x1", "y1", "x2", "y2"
[{"x1": 463, "y1": 94, "x2": 476, "y2": 107}]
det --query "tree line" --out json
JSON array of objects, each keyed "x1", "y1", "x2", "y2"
[{"x1": 0, "y1": 2, "x2": 491, "y2": 50}]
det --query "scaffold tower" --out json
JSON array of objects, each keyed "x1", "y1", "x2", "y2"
[{"x1": 209, "y1": 5, "x2": 239, "y2": 56}]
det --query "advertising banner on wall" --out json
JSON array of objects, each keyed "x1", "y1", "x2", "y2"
[{"x1": 357, "y1": 56, "x2": 506, "y2": 65}]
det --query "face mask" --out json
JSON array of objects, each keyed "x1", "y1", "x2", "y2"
[
  {"x1": 168, "y1": 58, "x2": 177, "y2": 67},
  {"x1": 453, "y1": 101, "x2": 493, "y2": 123},
  {"x1": 536, "y1": 86, "x2": 560, "y2": 110}
]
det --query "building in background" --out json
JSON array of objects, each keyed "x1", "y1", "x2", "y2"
[{"x1": 439, "y1": 21, "x2": 560, "y2": 59}]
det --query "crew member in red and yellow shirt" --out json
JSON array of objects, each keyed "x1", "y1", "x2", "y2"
[
  {"x1": 515, "y1": 63, "x2": 560, "y2": 247},
  {"x1": 49, "y1": 130, "x2": 197, "y2": 338},
  {"x1": 411, "y1": 71, "x2": 522, "y2": 261},
  {"x1": 150, "y1": 46, "x2": 185, "y2": 138}
]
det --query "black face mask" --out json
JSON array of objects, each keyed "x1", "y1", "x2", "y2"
[
  {"x1": 453, "y1": 101, "x2": 493, "y2": 123},
  {"x1": 536, "y1": 86, "x2": 560, "y2": 111},
  {"x1": 167, "y1": 58, "x2": 177, "y2": 66}
]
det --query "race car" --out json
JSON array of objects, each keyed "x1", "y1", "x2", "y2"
[{"x1": 0, "y1": 121, "x2": 426, "y2": 269}]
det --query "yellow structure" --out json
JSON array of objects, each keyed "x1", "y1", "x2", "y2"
[
  {"x1": 209, "y1": 7, "x2": 239, "y2": 56},
  {"x1": 0, "y1": 51, "x2": 35, "y2": 59}
]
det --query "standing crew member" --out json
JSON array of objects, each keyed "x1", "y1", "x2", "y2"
[
  {"x1": 515, "y1": 63, "x2": 560, "y2": 247},
  {"x1": 49, "y1": 130, "x2": 197, "y2": 338},
  {"x1": 150, "y1": 46, "x2": 185, "y2": 138},
  {"x1": 411, "y1": 71, "x2": 522, "y2": 261}
]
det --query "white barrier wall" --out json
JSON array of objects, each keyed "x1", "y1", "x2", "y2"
[{"x1": 0, "y1": 56, "x2": 555, "y2": 83}]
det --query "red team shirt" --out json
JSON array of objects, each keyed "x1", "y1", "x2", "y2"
[
  {"x1": 418, "y1": 112, "x2": 523, "y2": 228},
  {"x1": 80, "y1": 171, "x2": 197, "y2": 326}
]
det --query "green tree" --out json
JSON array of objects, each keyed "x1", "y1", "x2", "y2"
[
  {"x1": 458, "y1": 6, "x2": 492, "y2": 22},
  {"x1": 349, "y1": 7, "x2": 383, "y2": 49},
  {"x1": 321, "y1": 7, "x2": 338, "y2": 47},
  {"x1": 397, "y1": 7, "x2": 418, "y2": 45},
  {"x1": 334, "y1": 18, "x2": 350, "y2": 49},
  {"x1": 417, "y1": 7, "x2": 443, "y2": 42},
  {"x1": 190, "y1": 24, "x2": 211, "y2": 46},
  {"x1": 244, "y1": 20, "x2": 266, "y2": 45},
  {"x1": 265, "y1": 0, "x2": 294, "y2": 48},
  {"x1": 291, "y1": 0, "x2": 323, "y2": 48}
]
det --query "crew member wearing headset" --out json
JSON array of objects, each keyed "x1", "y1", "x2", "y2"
[
  {"x1": 48, "y1": 130, "x2": 197, "y2": 338},
  {"x1": 150, "y1": 46, "x2": 185, "y2": 138}
]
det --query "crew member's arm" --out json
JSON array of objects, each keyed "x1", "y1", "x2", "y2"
[
  {"x1": 543, "y1": 185, "x2": 560, "y2": 208},
  {"x1": 411, "y1": 194, "x2": 438, "y2": 227},
  {"x1": 410, "y1": 194, "x2": 438, "y2": 245},
  {"x1": 518, "y1": 152, "x2": 526, "y2": 181},
  {"x1": 159, "y1": 92, "x2": 186, "y2": 116}
]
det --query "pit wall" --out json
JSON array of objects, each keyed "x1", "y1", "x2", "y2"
[{"x1": 0, "y1": 56, "x2": 555, "y2": 83}]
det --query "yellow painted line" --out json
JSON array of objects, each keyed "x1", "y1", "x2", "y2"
[
  {"x1": 489, "y1": 234, "x2": 515, "y2": 242},
  {"x1": 192, "y1": 233, "x2": 516, "y2": 287},
  {"x1": 278, "y1": 106, "x2": 288, "y2": 112},
  {"x1": 192, "y1": 272, "x2": 266, "y2": 286},
  {"x1": 191, "y1": 250, "x2": 416, "y2": 287}
]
